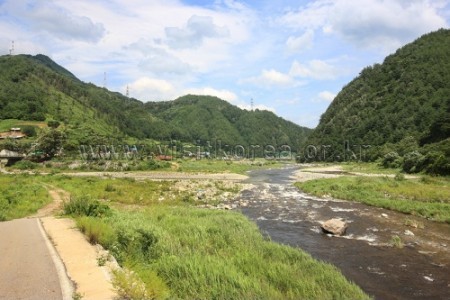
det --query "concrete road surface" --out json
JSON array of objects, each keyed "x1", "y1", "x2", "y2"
[{"x1": 0, "y1": 218, "x2": 72, "y2": 300}]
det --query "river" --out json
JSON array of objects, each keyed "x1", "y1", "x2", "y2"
[{"x1": 229, "y1": 165, "x2": 450, "y2": 299}]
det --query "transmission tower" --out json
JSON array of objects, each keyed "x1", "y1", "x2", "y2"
[
  {"x1": 103, "y1": 72, "x2": 107, "y2": 88},
  {"x1": 9, "y1": 40, "x2": 14, "y2": 55},
  {"x1": 126, "y1": 85, "x2": 130, "y2": 97},
  {"x1": 251, "y1": 98, "x2": 254, "y2": 111}
]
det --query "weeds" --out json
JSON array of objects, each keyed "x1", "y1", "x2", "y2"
[
  {"x1": 390, "y1": 235, "x2": 404, "y2": 248},
  {"x1": 63, "y1": 195, "x2": 110, "y2": 217}
]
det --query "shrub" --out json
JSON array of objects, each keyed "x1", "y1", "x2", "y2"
[
  {"x1": 381, "y1": 151, "x2": 402, "y2": 168},
  {"x1": 13, "y1": 160, "x2": 39, "y2": 170},
  {"x1": 63, "y1": 195, "x2": 110, "y2": 217},
  {"x1": 402, "y1": 151, "x2": 425, "y2": 173}
]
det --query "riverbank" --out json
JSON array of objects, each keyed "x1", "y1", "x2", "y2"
[{"x1": 295, "y1": 165, "x2": 450, "y2": 223}]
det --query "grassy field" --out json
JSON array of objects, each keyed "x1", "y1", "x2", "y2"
[
  {"x1": 0, "y1": 119, "x2": 46, "y2": 132},
  {"x1": 1, "y1": 172, "x2": 369, "y2": 299},
  {"x1": 46, "y1": 174, "x2": 367, "y2": 299},
  {"x1": 296, "y1": 175, "x2": 450, "y2": 223},
  {"x1": 340, "y1": 162, "x2": 401, "y2": 174},
  {"x1": 0, "y1": 174, "x2": 50, "y2": 221},
  {"x1": 69, "y1": 202, "x2": 368, "y2": 299}
]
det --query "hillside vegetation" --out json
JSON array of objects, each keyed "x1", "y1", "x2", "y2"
[
  {"x1": 0, "y1": 54, "x2": 310, "y2": 154},
  {"x1": 306, "y1": 29, "x2": 449, "y2": 174}
]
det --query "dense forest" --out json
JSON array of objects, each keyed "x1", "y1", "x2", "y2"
[
  {"x1": 305, "y1": 29, "x2": 449, "y2": 174},
  {"x1": 0, "y1": 54, "x2": 311, "y2": 154}
]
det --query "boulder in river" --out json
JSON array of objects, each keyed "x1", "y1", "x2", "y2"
[{"x1": 321, "y1": 218, "x2": 348, "y2": 236}]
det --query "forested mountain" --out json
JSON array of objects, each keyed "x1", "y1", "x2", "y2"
[
  {"x1": 306, "y1": 29, "x2": 449, "y2": 173},
  {"x1": 0, "y1": 54, "x2": 310, "y2": 151},
  {"x1": 145, "y1": 95, "x2": 311, "y2": 148}
]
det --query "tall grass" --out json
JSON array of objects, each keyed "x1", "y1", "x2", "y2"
[
  {"x1": 296, "y1": 176, "x2": 450, "y2": 223},
  {"x1": 84, "y1": 207, "x2": 368, "y2": 299},
  {"x1": 0, "y1": 174, "x2": 50, "y2": 221}
]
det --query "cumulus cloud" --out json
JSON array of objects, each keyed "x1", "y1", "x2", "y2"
[
  {"x1": 244, "y1": 69, "x2": 297, "y2": 87},
  {"x1": 289, "y1": 60, "x2": 339, "y2": 80},
  {"x1": 280, "y1": 0, "x2": 448, "y2": 51},
  {"x1": 165, "y1": 15, "x2": 230, "y2": 49},
  {"x1": 317, "y1": 91, "x2": 336, "y2": 102},
  {"x1": 128, "y1": 77, "x2": 177, "y2": 101}
]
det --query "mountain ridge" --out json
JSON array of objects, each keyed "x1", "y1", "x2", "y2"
[{"x1": 0, "y1": 54, "x2": 311, "y2": 150}]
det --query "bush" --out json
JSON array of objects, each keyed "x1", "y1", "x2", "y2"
[
  {"x1": 13, "y1": 160, "x2": 39, "y2": 170},
  {"x1": 63, "y1": 195, "x2": 110, "y2": 217},
  {"x1": 381, "y1": 151, "x2": 402, "y2": 168},
  {"x1": 402, "y1": 151, "x2": 425, "y2": 173}
]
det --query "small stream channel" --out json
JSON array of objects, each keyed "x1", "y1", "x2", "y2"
[{"x1": 229, "y1": 165, "x2": 450, "y2": 299}]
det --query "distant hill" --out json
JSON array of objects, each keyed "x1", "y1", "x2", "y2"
[
  {"x1": 145, "y1": 95, "x2": 311, "y2": 148},
  {"x1": 0, "y1": 54, "x2": 311, "y2": 152},
  {"x1": 306, "y1": 29, "x2": 450, "y2": 165}
]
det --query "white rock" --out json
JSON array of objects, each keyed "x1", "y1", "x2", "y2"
[{"x1": 404, "y1": 230, "x2": 415, "y2": 236}]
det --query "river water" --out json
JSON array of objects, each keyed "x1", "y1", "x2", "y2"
[{"x1": 229, "y1": 165, "x2": 450, "y2": 299}]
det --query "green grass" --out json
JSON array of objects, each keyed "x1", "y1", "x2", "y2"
[
  {"x1": 44, "y1": 175, "x2": 183, "y2": 205},
  {"x1": 296, "y1": 175, "x2": 450, "y2": 223},
  {"x1": 54, "y1": 174, "x2": 369, "y2": 299},
  {"x1": 176, "y1": 158, "x2": 283, "y2": 174},
  {"x1": 0, "y1": 119, "x2": 45, "y2": 132},
  {"x1": 340, "y1": 162, "x2": 401, "y2": 175},
  {"x1": 75, "y1": 206, "x2": 368, "y2": 300},
  {"x1": 0, "y1": 174, "x2": 50, "y2": 221}
]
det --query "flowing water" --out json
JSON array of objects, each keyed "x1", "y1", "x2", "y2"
[{"x1": 229, "y1": 165, "x2": 450, "y2": 299}]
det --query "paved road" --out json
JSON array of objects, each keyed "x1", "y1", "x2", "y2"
[{"x1": 0, "y1": 218, "x2": 65, "y2": 300}]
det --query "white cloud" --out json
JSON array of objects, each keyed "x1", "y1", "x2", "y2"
[
  {"x1": 2, "y1": 0, "x2": 105, "y2": 42},
  {"x1": 128, "y1": 77, "x2": 177, "y2": 101},
  {"x1": 286, "y1": 30, "x2": 314, "y2": 53},
  {"x1": 317, "y1": 91, "x2": 336, "y2": 102},
  {"x1": 164, "y1": 15, "x2": 230, "y2": 49},
  {"x1": 280, "y1": 0, "x2": 448, "y2": 52},
  {"x1": 244, "y1": 69, "x2": 297, "y2": 87},
  {"x1": 182, "y1": 87, "x2": 238, "y2": 103},
  {"x1": 289, "y1": 60, "x2": 339, "y2": 80}
]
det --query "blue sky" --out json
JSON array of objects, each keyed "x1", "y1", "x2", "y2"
[{"x1": 1, "y1": 0, "x2": 449, "y2": 128}]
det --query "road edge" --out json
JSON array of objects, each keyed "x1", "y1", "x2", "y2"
[{"x1": 36, "y1": 218, "x2": 75, "y2": 300}]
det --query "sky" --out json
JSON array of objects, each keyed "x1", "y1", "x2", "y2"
[{"x1": 1, "y1": 0, "x2": 449, "y2": 128}]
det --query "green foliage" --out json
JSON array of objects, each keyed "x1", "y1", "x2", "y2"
[
  {"x1": 0, "y1": 174, "x2": 50, "y2": 221},
  {"x1": 21, "y1": 125, "x2": 37, "y2": 137},
  {"x1": 0, "y1": 54, "x2": 311, "y2": 153},
  {"x1": 76, "y1": 216, "x2": 115, "y2": 247},
  {"x1": 63, "y1": 195, "x2": 110, "y2": 217},
  {"x1": 390, "y1": 235, "x2": 404, "y2": 248},
  {"x1": 13, "y1": 160, "x2": 39, "y2": 170},
  {"x1": 47, "y1": 120, "x2": 60, "y2": 129},
  {"x1": 101, "y1": 208, "x2": 368, "y2": 300},
  {"x1": 307, "y1": 29, "x2": 450, "y2": 172},
  {"x1": 381, "y1": 152, "x2": 402, "y2": 168},
  {"x1": 36, "y1": 128, "x2": 65, "y2": 159},
  {"x1": 296, "y1": 176, "x2": 450, "y2": 223}
]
